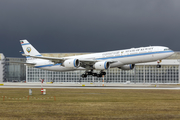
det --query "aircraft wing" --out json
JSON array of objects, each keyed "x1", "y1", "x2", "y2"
[{"x1": 23, "y1": 55, "x2": 117, "y2": 67}]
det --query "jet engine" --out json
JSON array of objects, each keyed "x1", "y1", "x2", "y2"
[
  {"x1": 119, "y1": 64, "x2": 135, "y2": 70},
  {"x1": 63, "y1": 59, "x2": 80, "y2": 68},
  {"x1": 93, "y1": 61, "x2": 110, "y2": 70}
]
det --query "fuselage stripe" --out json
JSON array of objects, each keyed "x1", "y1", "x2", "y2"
[
  {"x1": 96, "y1": 50, "x2": 173, "y2": 60},
  {"x1": 35, "y1": 63, "x2": 62, "y2": 68}
]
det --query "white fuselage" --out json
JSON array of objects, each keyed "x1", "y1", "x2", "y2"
[{"x1": 27, "y1": 46, "x2": 174, "y2": 71}]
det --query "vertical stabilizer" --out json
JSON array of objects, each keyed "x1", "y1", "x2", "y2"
[{"x1": 20, "y1": 40, "x2": 42, "y2": 56}]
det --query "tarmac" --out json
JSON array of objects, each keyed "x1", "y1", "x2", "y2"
[{"x1": 1, "y1": 82, "x2": 180, "y2": 89}]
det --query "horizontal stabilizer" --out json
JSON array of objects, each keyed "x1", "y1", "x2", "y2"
[
  {"x1": 5, "y1": 61, "x2": 36, "y2": 65},
  {"x1": 23, "y1": 54, "x2": 65, "y2": 63}
]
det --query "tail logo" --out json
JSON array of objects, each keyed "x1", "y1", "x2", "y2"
[{"x1": 26, "y1": 47, "x2": 31, "y2": 53}]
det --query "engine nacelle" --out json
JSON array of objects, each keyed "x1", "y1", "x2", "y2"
[
  {"x1": 93, "y1": 61, "x2": 110, "y2": 70},
  {"x1": 119, "y1": 64, "x2": 135, "y2": 70},
  {"x1": 63, "y1": 59, "x2": 80, "y2": 68}
]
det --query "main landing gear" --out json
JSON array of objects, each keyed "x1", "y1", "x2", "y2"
[{"x1": 81, "y1": 70, "x2": 106, "y2": 78}]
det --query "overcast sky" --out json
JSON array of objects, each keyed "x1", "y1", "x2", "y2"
[{"x1": 0, "y1": 0, "x2": 180, "y2": 57}]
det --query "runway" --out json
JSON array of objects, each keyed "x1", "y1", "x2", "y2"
[{"x1": 1, "y1": 83, "x2": 180, "y2": 89}]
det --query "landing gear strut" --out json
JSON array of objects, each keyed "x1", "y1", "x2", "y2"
[
  {"x1": 157, "y1": 60, "x2": 162, "y2": 68},
  {"x1": 81, "y1": 74, "x2": 87, "y2": 78}
]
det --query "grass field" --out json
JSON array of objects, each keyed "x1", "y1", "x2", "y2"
[{"x1": 1, "y1": 88, "x2": 180, "y2": 120}]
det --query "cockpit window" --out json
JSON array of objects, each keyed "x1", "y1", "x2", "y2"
[{"x1": 164, "y1": 48, "x2": 171, "y2": 51}]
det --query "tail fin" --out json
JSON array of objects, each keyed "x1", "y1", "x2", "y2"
[{"x1": 20, "y1": 40, "x2": 42, "y2": 56}]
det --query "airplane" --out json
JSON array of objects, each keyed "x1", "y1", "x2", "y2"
[{"x1": 19, "y1": 40, "x2": 174, "y2": 78}]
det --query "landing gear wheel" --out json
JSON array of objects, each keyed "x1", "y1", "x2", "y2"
[
  {"x1": 157, "y1": 65, "x2": 161, "y2": 68},
  {"x1": 97, "y1": 74, "x2": 102, "y2": 77},
  {"x1": 81, "y1": 74, "x2": 87, "y2": 78},
  {"x1": 101, "y1": 72, "x2": 106, "y2": 75},
  {"x1": 92, "y1": 73, "x2": 97, "y2": 76}
]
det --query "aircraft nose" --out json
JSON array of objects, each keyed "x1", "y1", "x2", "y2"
[{"x1": 170, "y1": 50, "x2": 175, "y2": 55}]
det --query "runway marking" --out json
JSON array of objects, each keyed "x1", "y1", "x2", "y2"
[{"x1": 1, "y1": 86, "x2": 180, "y2": 90}]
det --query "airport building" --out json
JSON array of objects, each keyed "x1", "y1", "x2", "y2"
[
  {"x1": 0, "y1": 55, "x2": 26, "y2": 82},
  {"x1": 0, "y1": 53, "x2": 5, "y2": 82},
  {"x1": 26, "y1": 52, "x2": 180, "y2": 84},
  {"x1": 4, "y1": 57, "x2": 26, "y2": 82},
  {"x1": 1, "y1": 52, "x2": 180, "y2": 83}
]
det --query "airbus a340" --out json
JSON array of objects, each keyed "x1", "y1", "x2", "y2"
[{"x1": 19, "y1": 40, "x2": 174, "y2": 78}]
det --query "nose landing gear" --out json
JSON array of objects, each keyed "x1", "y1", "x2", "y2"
[
  {"x1": 157, "y1": 60, "x2": 162, "y2": 68},
  {"x1": 157, "y1": 64, "x2": 161, "y2": 68}
]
